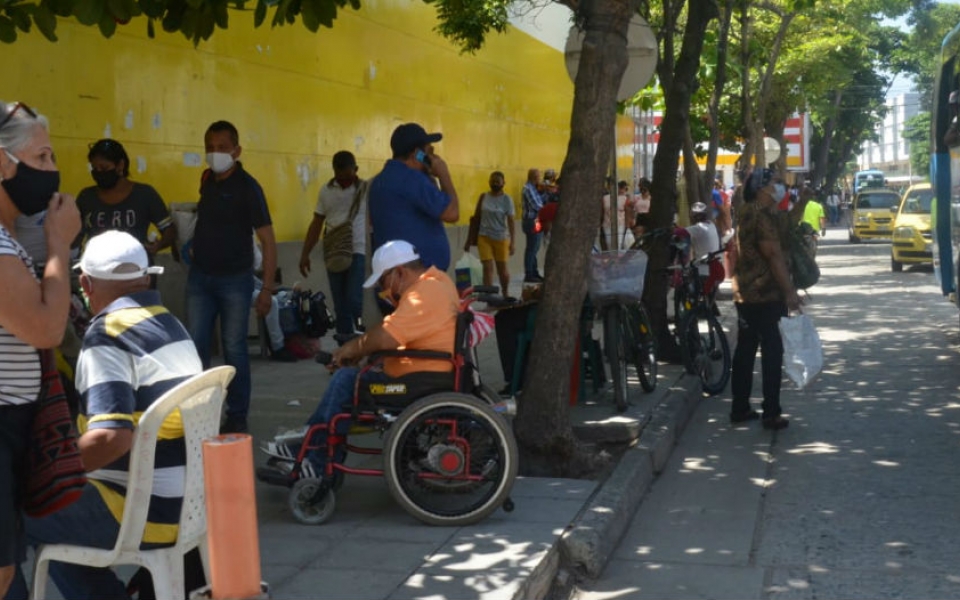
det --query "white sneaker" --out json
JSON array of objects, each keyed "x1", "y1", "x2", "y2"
[
  {"x1": 262, "y1": 440, "x2": 299, "y2": 460},
  {"x1": 298, "y1": 457, "x2": 322, "y2": 480}
]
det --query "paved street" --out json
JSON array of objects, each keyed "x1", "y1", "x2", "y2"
[{"x1": 576, "y1": 231, "x2": 960, "y2": 599}]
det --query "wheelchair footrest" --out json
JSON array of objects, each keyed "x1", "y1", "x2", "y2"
[{"x1": 256, "y1": 465, "x2": 293, "y2": 487}]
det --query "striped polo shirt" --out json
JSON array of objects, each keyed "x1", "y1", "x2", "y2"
[
  {"x1": 76, "y1": 290, "x2": 202, "y2": 545},
  {"x1": 0, "y1": 225, "x2": 41, "y2": 406}
]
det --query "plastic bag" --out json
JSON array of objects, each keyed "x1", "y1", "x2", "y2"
[
  {"x1": 778, "y1": 314, "x2": 823, "y2": 388},
  {"x1": 454, "y1": 252, "x2": 483, "y2": 292},
  {"x1": 587, "y1": 249, "x2": 648, "y2": 304}
]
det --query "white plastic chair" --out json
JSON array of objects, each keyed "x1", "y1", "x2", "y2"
[{"x1": 31, "y1": 365, "x2": 236, "y2": 600}]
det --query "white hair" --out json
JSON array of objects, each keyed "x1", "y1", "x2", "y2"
[{"x1": 0, "y1": 101, "x2": 49, "y2": 153}]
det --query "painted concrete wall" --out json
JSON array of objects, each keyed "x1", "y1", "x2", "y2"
[{"x1": 7, "y1": 1, "x2": 585, "y2": 321}]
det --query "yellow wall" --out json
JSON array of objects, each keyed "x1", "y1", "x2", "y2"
[{"x1": 6, "y1": 0, "x2": 573, "y2": 241}]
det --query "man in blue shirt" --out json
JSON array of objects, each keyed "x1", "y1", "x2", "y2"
[
  {"x1": 521, "y1": 168, "x2": 544, "y2": 282},
  {"x1": 368, "y1": 123, "x2": 460, "y2": 271}
]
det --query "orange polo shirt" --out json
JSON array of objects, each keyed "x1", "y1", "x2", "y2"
[{"x1": 381, "y1": 267, "x2": 459, "y2": 377}]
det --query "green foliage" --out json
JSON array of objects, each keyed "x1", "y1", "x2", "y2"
[
  {"x1": 0, "y1": 0, "x2": 361, "y2": 44},
  {"x1": 421, "y1": 0, "x2": 509, "y2": 53},
  {"x1": 902, "y1": 110, "x2": 930, "y2": 179}
]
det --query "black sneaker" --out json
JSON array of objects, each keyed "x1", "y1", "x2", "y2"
[
  {"x1": 762, "y1": 416, "x2": 789, "y2": 431},
  {"x1": 270, "y1": 346, "x2": 298, "y2": 362},
  {"x1": 220, "y1": 417, "x2": 249, "y2": 434}
]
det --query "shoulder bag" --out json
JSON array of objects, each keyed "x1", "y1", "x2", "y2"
[
  {"x1": 465, "y1": 193, "x2": 485, "y2": 249},
  {"x1": 24, "y1": 349, "x2": 87, "y2": 517},
  {"x1": 323, "y1": 181, "x2": 366, "y2": 273}
]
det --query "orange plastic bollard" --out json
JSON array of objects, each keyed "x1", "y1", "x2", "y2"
[{"x1": 202, "y1": 434, "x2": 262, "y2": 600}]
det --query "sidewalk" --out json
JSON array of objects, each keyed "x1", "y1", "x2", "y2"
[{"x1": 247, "y1": 299, "x2": 711, "y2": 599}]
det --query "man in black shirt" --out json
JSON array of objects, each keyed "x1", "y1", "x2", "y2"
[{"x1": 187, "y1": 120, "x2": 278, "y2": 433}]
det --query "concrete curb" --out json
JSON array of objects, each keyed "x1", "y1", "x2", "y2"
[{"x1": 558, "y1": 371, "x2": 703, "y2": 580}]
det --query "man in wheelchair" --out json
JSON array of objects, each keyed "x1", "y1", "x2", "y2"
[{"x1": 267, "y1": 240, "x2": 460, "y2": 478}]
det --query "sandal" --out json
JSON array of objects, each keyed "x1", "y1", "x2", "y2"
[
  {"x1": 761, "y1": 416, "x2": 789, "y2": 431},
  {"x1": 730, "y1": 409, "x2": 760, "y2": 424}
]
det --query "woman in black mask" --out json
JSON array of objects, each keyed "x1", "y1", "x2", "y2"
[
  {"x1": 0, "y1": 100, "x2": 80, "y2": 598},
  {"x1": 76, "y1": 139, "x2": 174, "y2": 257}
]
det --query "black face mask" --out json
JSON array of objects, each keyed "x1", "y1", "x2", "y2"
[
  {"x1": 2, "y1": 152, "x2": 60, "y2": 216},
  {"x1": 92, "y1": 169, "x2": 120, "y2": 190},
  {"x1": 490, "y1": 184, "x2": 504, "y2": 192}
]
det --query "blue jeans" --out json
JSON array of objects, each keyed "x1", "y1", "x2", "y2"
[
  {"x1": 6, "y1": 484, "x2": 125, "y2": 600},
  {"x1": 304, "y1": 367, "x2": 389, "y2": 469},
  {"x1": 522, "y1": 218, "x2": 542, "y2": 279},
  {"x1": 187, "y1": 269, "x2": 254, "y2": 420},
  {"x1": 327, "y1": 253, "x2": 365, "y2": 336}
]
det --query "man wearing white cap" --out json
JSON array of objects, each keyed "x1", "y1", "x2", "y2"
[
  {"x1": 686, "y1": 201, "x2": 721, "y2": 277},
  {"x1": 10, "y1": 230, "x2": 203, "y2": 599},
  {"x1": 266, "y1": 240, "x2": 459, "y2": 477}
]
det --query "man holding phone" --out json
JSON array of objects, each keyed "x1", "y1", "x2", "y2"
[{"x1": 368, "y1": 123, "x2": 460, "y2": 272}]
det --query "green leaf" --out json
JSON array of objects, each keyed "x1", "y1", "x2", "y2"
[
  {"x1": 270, "y1": 0, "x2": 289, "y2": 27},
  {"x1": 97, "y1": 9, "x2": 116, "y2": 36},
  {"x1": 0, "y1": 15, "x2": 17, "y2": 43},
  {"x1": 73, "y1": 0, "x2": 104, "y2": 26},
  {"x1": 253, "y1": 0, "x2": 265, "y2": 26},
  {"x1": 300, "y1": 0, "x2": 319, "y2": 31},
  {"x1": 213, "y1": 0, "x2": 227, "y2": 28},
  {"x1": 138, "y1": 0, "x2": 166, "y2": 18},
  {"x1": 316, "y1": 0, "x2": 335, "y2": 28},
  {"x1": 107, "y1": 0, "x2": 131, "y2": 21},
  {"x1": 32, "y1": 2, "x2": 58, "y2": 40},
  {"x1": 185, "y1": 0, "x2": 203, "y2": 11},
  {"x1": 10, "y1": 7, "x2": 32, "y2": 32},
  {"x1": 146, "y1": 15, "x2": 154, "y2": 36}
]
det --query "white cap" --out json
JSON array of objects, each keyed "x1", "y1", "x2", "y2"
[
  {"x1": 691, "y1": 202, "x2": 708, "y2": 213},
  {"x1": 363, "y1": 240, "x2": 420, "y2": 288},
  {"x1": 78, "y1": 230, "x2": 164, "y2": 280}
]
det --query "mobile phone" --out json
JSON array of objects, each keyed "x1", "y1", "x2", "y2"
[{"x1": 415, "y1": 149, "x2": 432, "y2": 167}]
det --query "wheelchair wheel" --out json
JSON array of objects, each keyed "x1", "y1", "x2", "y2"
[
  {"x1": 383, "y1": 394, "x2": 518, "y2": 526},
  {"x1": 288, "y1": 478, "x2": 336, "y2": 525}
]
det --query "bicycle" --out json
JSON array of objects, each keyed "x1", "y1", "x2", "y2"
[
  {"x1": 668, "y1": 248, "x2": 731, "y2": 395},
  {"x1": 589, "y1": 241, "x2": 659, "y2": 413}
]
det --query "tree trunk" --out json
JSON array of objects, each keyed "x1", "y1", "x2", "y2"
[
  {"x1": 704, "y1": 0, "x2": 734, "y2": 186},
  {"x1": 645, "y1": 0, "x2": 718, "y2": 357},
  {"x1": 513, "y1": 0, "x2": 639, "y2": 476},
  {"x1": 811, "y1": 90, "x2": 842, "y2": 188}
]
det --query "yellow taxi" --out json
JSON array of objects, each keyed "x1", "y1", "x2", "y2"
[
  {"x1": 848, "y1": 188, "x2": 901, "y2": 243},
  {"x1": 890, "y1": 182, "x2": 934, "y2": 272}
]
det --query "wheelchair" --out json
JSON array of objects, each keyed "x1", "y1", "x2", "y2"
[{"x1": 255, "y1": 286, "x2": 519, "y2": 527}]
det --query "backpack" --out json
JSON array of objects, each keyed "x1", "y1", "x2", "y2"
[
  {"x1": 789, "y1": 222, "x2": 820, "y2": 289},
  {"x1": 300, "y1": 290, "x2": 335, "y2": 338}
]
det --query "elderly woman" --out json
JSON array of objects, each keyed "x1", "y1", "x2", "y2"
[
  {"x1": 729, "y1": 168, "x2": 807, "y2": 431},
  {"x1": 0, "y1": 101, "x2": 80, "y2": 597}
]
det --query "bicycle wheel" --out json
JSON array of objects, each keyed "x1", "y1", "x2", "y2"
[
  {"x1": 630, "y1": 303, "x2": 658, "y2": 392},
  {"x1": 679, "y1": 307, "x2": 731, "y2": 396},
  {"x1": 603, "y1": 306, "x2": 629, "y2": 412}
]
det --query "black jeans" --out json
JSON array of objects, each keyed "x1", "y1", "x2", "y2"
[{"x1": 730, "y1": 301, "x2": 787, "y2": 418}]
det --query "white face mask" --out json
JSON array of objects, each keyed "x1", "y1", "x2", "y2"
[
  {"x1": 773, "y1": 183, "x2": 786, "y2": 201},
  {"x1": 206, "y1": 152, "x2": 235, "y2": 174}
]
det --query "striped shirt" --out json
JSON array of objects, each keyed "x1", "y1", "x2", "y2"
[
  {"x1": 0, "y1": 225, "x2": 41, "y2": 406},
  {"x1": 76, "y1": 290, "x2": 202, "y2": 545}
]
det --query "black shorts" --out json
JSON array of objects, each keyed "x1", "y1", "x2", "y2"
[{"x1": 0, "y1": 403, "x2": 37, "y2": 567}]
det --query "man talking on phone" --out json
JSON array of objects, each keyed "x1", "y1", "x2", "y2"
[{"x1": 368, "y1": 123, "x2": 460, "y2": 271}]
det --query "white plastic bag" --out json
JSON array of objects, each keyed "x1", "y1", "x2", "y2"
[
  {"x1": 778, "y1": 314, "x2": 823, "y2": 389},
  {"x1": 454, "y1": 252, "x2": 483, "y2": 292}
]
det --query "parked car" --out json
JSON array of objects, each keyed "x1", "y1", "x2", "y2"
[
  {"x1": 848, "y1": 188, "x2": 901, "y2": 243},
  {"x1": 891, "y1": 182, "x2": 934, "y2": 271}
]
